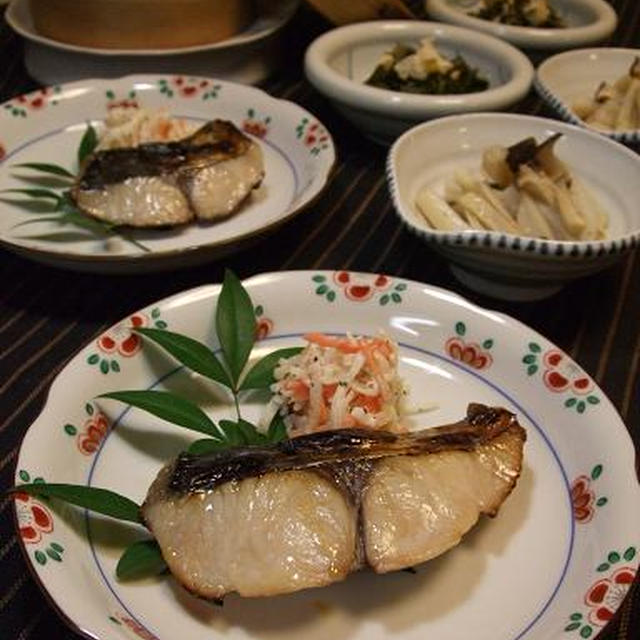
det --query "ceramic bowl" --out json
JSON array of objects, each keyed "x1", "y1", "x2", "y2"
[
  {"x1": 535, "y1": 47, "x2": 640, "y2": 145},
  {"x1": 426, "y1": 0, "x2": 617, "y2": 51},
  {"x1": 387, "y1": 113, "x2": 640, "y2": 300},
  {"x1": 6, "y1": 0, "x2": 299, "y2": 85},
  {"x1": 304, "y1": 20, "x2": 534, "y2": 145}
]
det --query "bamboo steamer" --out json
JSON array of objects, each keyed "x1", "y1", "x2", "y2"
[{"x1": 28, "y1": 0, "x2": 254, "y2": 49}]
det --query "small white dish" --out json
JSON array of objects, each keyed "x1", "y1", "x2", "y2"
[
  {"x1": 535, "y1": 47, "x2": 640, "y2": 145},
  {"x1": 6, "y1": 0, "x2": 299, "y2": 86},
  {"x1": 0, "y1": 74, "x2": 335, "y2": 273},
  {"x1": 304, "y1": 20, "x2": 533, "y2": 145},
  {"x1": 426, "y1": 0, "x2": 617, "y2": 51},
  {"x1": 387, "y1": 113, "x2": 640, "y2": 300},
  {"x1": 14, "y1": 270, "x2": 640, "y2": 640}
]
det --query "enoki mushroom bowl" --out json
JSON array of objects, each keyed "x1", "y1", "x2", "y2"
[
  {"x1": 387, "y1": 113, "x2": 640, "y2": 300},
  {"x1": 535, "y1": 47, "x2": 640, "y2": 145}
]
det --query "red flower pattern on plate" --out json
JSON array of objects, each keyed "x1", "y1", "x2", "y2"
[
  {"x1": 445, "y1": 338, "x2": 493, "y2": 370},
  {"x1": 77, "y1": 412, "x2": 109, "y2": 455},
  {"x1": 243, "y1": 120, "x2": 268, "y2": 137},
  {"x1": 15, "y1": 87, "x2": 53, "y2": 111},
  {"x1": 158, "y1": 77, "x2": 220, "y2": 100},
  {"x1": 584, "y1": 567, "x2": 636, "y2": 626},
  {"x1": 117, "y1": 615, "x2": 160, "y2": 640},
  {"x1": 333, "y1": 271, "x2": 391, "y2": 302},
  {"x1": 107, "y1": 99, "x2": 139, "y2": 110},
  {"x1": 15, "y1": 493, "x2": 54, "y2": 544},
  {"x1": 256, "y1": 317, "x2": 273, "y2": 340},
  {"x1": 0, "y1": 143, "x2": 5, "y2": 162},
  {"x1": 242, "y1": 109, "x2": 270, "y2": 139},
  {"x1": 296, "y1": 119, "x2": 329, "y2": 155},
  {"x1": 97, "y1": 313, "x2": 148, "y2": 357},
  {"x1": 571, "y1": 475, "x2": 596, "y2": 523},
  {"x1": 542, "y1": 349, "x2": 593, "y2": 394}
]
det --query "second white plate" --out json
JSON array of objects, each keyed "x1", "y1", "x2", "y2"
[{"x1": 0, "y1": 75, "x2": 335, "y2": 273}]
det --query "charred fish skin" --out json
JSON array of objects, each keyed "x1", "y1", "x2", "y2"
[
  {"x1": 72, "y1": 120, "x2": 264, "y2": 227},
  {"x1": 142, "y1": 404, "x2": 525, "y2": 599},
  {"x1": 168, "y1": 403, "x2": 522, "y2": 495}
]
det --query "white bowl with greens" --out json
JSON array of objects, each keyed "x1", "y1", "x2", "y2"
[
  {"x1": 304, "y1": 20, "x2": 533, "y2": 144},
  {"x1": 426, "y1": 0, "x2": 617, "y2": 51}
]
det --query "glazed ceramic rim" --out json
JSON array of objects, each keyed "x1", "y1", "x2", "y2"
[
  {"x1": 425, "y1": 0, "x2": 617, "y2": 50},
  {"x1": 304, "y1": 20, "x2": 534, "y2": 119},
  {"x1": 0, "y1": 74, "x2": 336, "y2": 268},
  {"x1": 387, "y1": 112, "x2": 640, "y2": 258},
  {"x1": 535, "y1": 47, "x2": 640, "y2": 145},
  {"x1": 12, "y1": 269, "x2": 640, "y2": 640},
  {"x1": 5, "y1": 0, "x2": 299, "y2": 56}
]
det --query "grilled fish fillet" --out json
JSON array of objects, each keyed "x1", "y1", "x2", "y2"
[
  {"x1": 72, "y1": 120, "x2": 264, "y2": 227},
  {"x1": 142, "y1": 404, "x2": 525, "y2": 599}
]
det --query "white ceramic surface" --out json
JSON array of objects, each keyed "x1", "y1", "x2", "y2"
[
  {"x1": 304, "y1": 21, "x2": 533, "y2": 145},
  {"x1": 0, "y1": 75, "x2": 335, "y2": 273},
  {"x1": 6, "y1": 0, "x2": 300, "y2": 85},
  {"x1": 426, "y1": 0, "x2": 617, "y2": 51},
  {"x1": 535, "y1": 47, "x2": 640, "y2": 145},
  {"x1": 14, "y1": 270, "x2": 640, "y2": 640},
  {"x1": 387, "y1": 113, "x2": 640, "y2": 300}
]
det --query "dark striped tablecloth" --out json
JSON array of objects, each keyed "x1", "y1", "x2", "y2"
[{"x1": 0, "y1": 2, "x2": 638, "y2": 638}]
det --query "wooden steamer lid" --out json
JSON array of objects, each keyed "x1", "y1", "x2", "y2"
[{"x1": 28, "y1": 0, "x2": 255, "y2": 49}]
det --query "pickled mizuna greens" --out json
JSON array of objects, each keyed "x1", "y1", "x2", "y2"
[
  {"x1": 471, "y1": 0, "x2": 565, "y2": 28},
  {"x1": 365, "y1": 39, "x2": 489, "y2": 95}
]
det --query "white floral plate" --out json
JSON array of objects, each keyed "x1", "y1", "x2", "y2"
[
  {"x1": 14, "y1": 271, "x2": 640, "y2": 640},
  {"x1": 0, "y1": 76, "x2": 335, "y2": 273}
]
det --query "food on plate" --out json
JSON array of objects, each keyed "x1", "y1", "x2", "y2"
[
  {"x1": 96, "y1": 107, "x2": 197, "y2": 150},
  {"x1": 72, "y1": 119, "x2": 265, "y2": 227},
  {"x1": 143, "y1": 403, "x2": 526, "y2": 598},
  {"x1": 415, "y1": 134, "x2": 608, "y2": 240},
  {"x1": 572, "y1": 57, "x2": 640, "y2": 132},
  {"x1": 270, "y1": 332, "x2": 408, "y2": 436},
  {"x1": 469, "y1": 0, "x2": 565, "y2": 28},
  {"x1": 365, "y1": 39, "x2": 489, "y2": 94}
]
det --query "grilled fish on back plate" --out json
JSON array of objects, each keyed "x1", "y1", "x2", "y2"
[
  {"x1": 72, "y1": 120, "x2": 264, "y2": 228},
  {"x1": 142, "y1": 404, "x2": 526, "y2": 599}
]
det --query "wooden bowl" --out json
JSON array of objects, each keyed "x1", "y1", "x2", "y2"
[{"x1": 28, "y1": 0, "x2": 254, "y2": 49}]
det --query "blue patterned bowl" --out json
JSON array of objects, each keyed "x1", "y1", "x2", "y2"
[{"x1": 387, "y1": 113, "x2": 640, "y2": 300}]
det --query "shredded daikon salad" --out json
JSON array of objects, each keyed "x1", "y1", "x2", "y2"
[
  {"x1": 271, "y1": 332, "x2": 409, "y2": 436},
  {"x1": 97, "y1": 106, "x2": 197, "y2": 150}
]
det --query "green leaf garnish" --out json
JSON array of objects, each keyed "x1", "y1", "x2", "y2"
[
  {"x1": 11, "y1": 483, "x2": 142, "y2": 524},
  {"x1": 237, "y1": 419, "x2": 267, "y2": 444},
  {"x1": 216, "y1": 270, "x2": 256, "y2": 385},
  {"x1": 100, "y1": 272, "x2": 296, "y2": 454},
  {"x1": 134, "y1": 327, "x2": 233, "y2": 390},
  {"x1": 116, "y1": 539, "x2": 167, "y2": 580},
  {"x1": 267, "y1": 413, "x2": 288, "y2": 443},
  {"x1": 187, "y1": 438, "x2": 230, "y2": 455},
  {"x1": 1, "y1": 188, "x2": 62, "y2": 201},
  {"x1": 217, "y1": 419, "x2": 252, "y2": 446},
  {"x1": 99, "y1": 390, "x2": 220, "y2": 438},
  {"x1": 78, "y1": 123, "x2": 98, "y2": 166},
  {"x1": 240, "y1": 347, "x2": 303, "y2": 391},
  {"x1": 13, "y1": 162, "x2": 75, "y2": 178}
]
